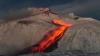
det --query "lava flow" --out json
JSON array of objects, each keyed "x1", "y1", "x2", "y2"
[{"x1": 30, "y1": 19, "x2": 72, "y2": 53}]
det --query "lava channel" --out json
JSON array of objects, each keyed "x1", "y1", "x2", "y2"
[{"x1": 30, "y1": 19, "x2": 72, "y2": 53}]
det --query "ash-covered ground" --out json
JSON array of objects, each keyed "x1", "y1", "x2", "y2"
[{"x1": 0, "y1": 8, "x2": 100, "y2": 56}]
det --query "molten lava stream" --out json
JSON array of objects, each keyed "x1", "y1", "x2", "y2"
[{"x1": 30, "y1": 19, "x2": 72, "y2": 53}]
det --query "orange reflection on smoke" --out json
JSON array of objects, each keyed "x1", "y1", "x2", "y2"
[{"x1": 30, "y1": 19, "x2": 72, "y2": 53}]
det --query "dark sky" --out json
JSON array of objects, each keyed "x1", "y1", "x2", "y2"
[
  {"x1": 0, "y1": 0, "x2": 74, "y2": 11},
  {"x1": 0, "y1": 0, "x2": 100, "y2": 20}
]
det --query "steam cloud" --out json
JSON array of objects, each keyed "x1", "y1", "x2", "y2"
[
  {"x1": 49, "y1": 0, "x2": 100, "y2": 14},
  {"x1": 0, "y1": 8, "x2": 34, "y2": 20},
  {"x1": 49, "y1": 0, "x2": 100, "y2": 20},
  {"x1": 0, "y1": 0, "x2": 100, "y2": 21}
]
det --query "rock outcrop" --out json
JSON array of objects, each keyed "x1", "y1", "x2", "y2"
[{"x1": 0, "y1": 8, "x2": 100, "y2": 56}]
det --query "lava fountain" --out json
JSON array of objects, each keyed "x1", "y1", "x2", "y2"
[{"x1": 30, "y1": 19, "x2": 72, "y2": 53}]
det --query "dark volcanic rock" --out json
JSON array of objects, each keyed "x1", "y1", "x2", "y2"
[{"x1": 0, "y1": 8, "x2": 100, "y2": 56}]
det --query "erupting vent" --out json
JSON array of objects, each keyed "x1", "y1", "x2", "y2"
[{"x1": 30, "y1": 19, "x2": 72, "y2": 53}]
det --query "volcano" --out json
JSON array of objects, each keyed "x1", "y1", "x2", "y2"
[
  {"x1": 0, "y1": 7, "x2": 100, "y2": 56},
  {"x1": 30, "y1": 19, "x2": 72, "y2": 53}
]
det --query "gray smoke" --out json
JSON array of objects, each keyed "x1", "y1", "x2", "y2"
[
  {"x1": 0, "y1": 7, "x2": 37, "y2": 20},
  {"x1": 49, "y1": 0, "x2": 100, "y2": 20}
]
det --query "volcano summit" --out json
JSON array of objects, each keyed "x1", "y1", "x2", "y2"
[{"x1": 0, "y1": 8, "x2": 100, "y2": 56}]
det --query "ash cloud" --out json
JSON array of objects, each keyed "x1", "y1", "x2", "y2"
[
  {"x1": 0, "y1": 0, "x2": 35, "y2": 20},
  {"x1": 49, "y1": 0, "x2": 100, "y2": 20},
  {"x1": 0, "y1": 0, "x2": 100, "y2": 21},
  {"x1": 0, "y1": 8, "x2": 35, "y2": 20}
]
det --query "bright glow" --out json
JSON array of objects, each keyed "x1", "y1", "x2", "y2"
[
  {"x1": 30, "y1": 20, "x2": 72, "y2": 53},
  {"x1": 39, "y1": 7, "x2": 45, "y2": 11},
  {"x1": 53, "y1": 19, "x2": 72, "y2": 26}
]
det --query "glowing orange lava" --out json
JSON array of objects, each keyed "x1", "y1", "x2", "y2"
[
  {"x1": 39, "y1": 7, "x2": 45, "y2": 11},
  {"x1": 30, "y1": 19, "x2": 72, "y2": 53}
]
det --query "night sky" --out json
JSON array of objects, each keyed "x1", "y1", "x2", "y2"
[{"x1": 0, "y1": 0, "x2": 100, "y2": 20}]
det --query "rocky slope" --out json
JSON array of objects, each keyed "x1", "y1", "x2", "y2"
[
  {"x1": 0, "y1": 8, "x2": 100, "y2": 56},
  {"x1": 19, "y1": 50, "x2": 100, "y2": 56}
]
